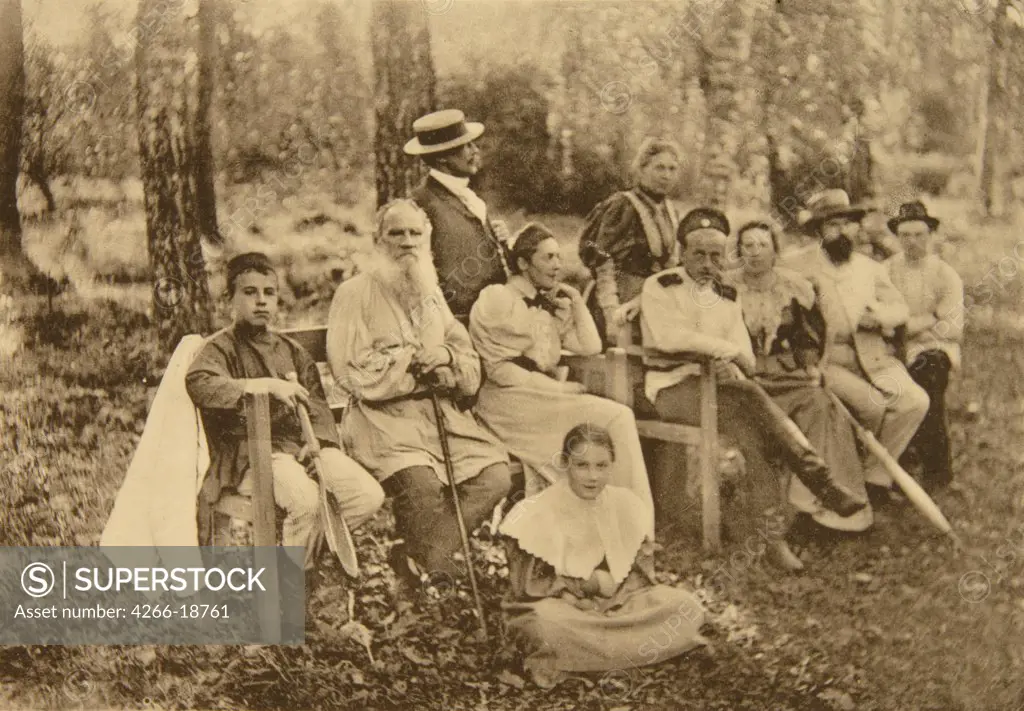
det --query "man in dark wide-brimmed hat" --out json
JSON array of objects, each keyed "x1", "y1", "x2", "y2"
[
  {"x1": 884, "y1": 201, "x2": 963, "y2": 490},
  {"x1": 781, "y1": 190, "x2": 929, "y2": 497},
  {"x1": 405, "y1": 109, "x2": 510, "y2": 322}
]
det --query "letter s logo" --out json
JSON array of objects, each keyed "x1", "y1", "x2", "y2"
[{"x1": 21, "y1": 563, "x2": 55, "y2": 598}]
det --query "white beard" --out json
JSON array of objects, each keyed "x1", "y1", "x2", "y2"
[{"x1": 358, "y1": 246, "x2": 440, "y2": 318}]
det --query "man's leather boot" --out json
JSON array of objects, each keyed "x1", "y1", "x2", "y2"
[
  {"x1": 791, "y1": 451, "x2": 867, "y2": 518},
  {"x1": 767, "y1": 538, "x2": 805, "y2": 573}
]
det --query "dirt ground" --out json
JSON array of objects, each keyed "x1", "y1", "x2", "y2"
[{"x1": 2, "y1": 205, "x2": 1023, "y2": 709}]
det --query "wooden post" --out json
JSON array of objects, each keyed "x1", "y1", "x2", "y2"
[
  {"x1": 244, "y1": 392, "x2": 280, "y2": 643},
  {"x1": 699, "y1": 361, "x2": 720, "y2": 552},
  {"x1": 606, "y1": 348, "x2": 632, "y2": 408}
]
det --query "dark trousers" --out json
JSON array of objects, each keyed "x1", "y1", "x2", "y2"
[
  {"x1": 384, "y1": 463, "x2": 511, "y2": 578},
  {"x1": 652, "y1": 378, "x2": 800, "y2": 546},
  {"x1": 902, "y1": 350, "x2": 953, "y2": 488}
]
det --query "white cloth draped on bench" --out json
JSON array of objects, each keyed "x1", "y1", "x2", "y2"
[{"x1": 100, "y1": 335, "x2": 209, "y2": 571}]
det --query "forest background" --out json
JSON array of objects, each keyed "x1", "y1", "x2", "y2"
[{"x1": 1, "y1": 1, "x2": 1023, "y2": 709}]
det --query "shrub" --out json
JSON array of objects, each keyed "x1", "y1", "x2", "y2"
[
  {"x1": 878, "y1": 153, "x2": 964, "y2": 201},
  {"x1": 442, "y1": 64, "x2": 562, "y2": 214},
  {"x1": 909, "y1": 165, "x2": 953, "y2": 197},
  {"x1": 555, "y1": 145, "x2": 628, "y2": 216},
  {"x1": 22, "y1": 301, "x2": 162, "y2": 389}
]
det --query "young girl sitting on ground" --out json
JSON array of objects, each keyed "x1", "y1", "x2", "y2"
[{"x1": 499, "y1": 423, "x2": 708, "y2": 688}]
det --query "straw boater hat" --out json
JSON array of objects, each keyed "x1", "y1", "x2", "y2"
[
  {"x1": 402, "y1": 109, "x2": 485, "y2": 156},
  {"x1": 801, "y1": 189, "x2": 866, "y2": 235},
  {"x1": 887, "y1": 201, "x2": 940, "y2": 233}
]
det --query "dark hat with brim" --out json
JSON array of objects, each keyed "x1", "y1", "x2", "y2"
[
  {"x1": 888, "y1": 201, "x2": 940, "y2": 233},
  {"x1": 403, "y1": 109, "x2": 485, "y2": 156},
  {"x1": 802, "y1": 189, "x2": 866, "y2": 235}
]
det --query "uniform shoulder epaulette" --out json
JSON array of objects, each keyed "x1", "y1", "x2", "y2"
[
  {"x1": 713, "y1": 281, "x2": 737, "y2": 301},
  {"x1": 657, "y1": 272, "x2": 684, "y2": 287}
]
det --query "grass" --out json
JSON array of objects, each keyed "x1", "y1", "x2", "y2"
[{"x1": 2, "y1": 189, "x2": 1024, "y2": 709}]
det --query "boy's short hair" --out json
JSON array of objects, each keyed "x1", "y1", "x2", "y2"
[{"x1": 226, "y1": 252, "x2": 276, "y2": 296}]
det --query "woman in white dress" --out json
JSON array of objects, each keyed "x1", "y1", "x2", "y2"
[{"x1": 469, "y1": 223, "x2": 654, "y2": 532}]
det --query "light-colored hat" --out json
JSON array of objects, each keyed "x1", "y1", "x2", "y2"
[
  {"x1": 402, "y1": 109, "x2": 485, "y2": 156},
  {"x1": 802, "y1": 189, "x2": 866, "y2": 235}
]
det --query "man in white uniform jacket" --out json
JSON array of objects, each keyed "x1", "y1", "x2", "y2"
[{"x1": 640, "y1": 207, "x2": 865, "y2": 569}]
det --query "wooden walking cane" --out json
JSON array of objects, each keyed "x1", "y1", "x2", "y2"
[
  {"x1": 824, "y1": 387, "x2": 962, "y2": 547},
  {"x1": 429, "y1": 389, "x2": 489, "y2": 641},
  {"x1": 288, "y1": 374, "x2": 360, "y2": 577}
]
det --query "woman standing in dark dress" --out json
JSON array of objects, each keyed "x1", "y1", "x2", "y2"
[{"x1": 578, "y1": 138, "x2": 683, "y2": 345}]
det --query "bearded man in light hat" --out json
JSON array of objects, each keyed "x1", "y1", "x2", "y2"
[
  {"x1": 405, "y1": 109, "x2": 511, "y2": 323},
  {"x1": 781, "y1": 189, "x2": 929, "y2": 497}
]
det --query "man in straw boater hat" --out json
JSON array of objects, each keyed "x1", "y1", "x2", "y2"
[
  {"x1": 405, "y1": 109, "x2": 511, "y2": 323},
  {"x1": 781, "y1": 189, "x2": 929, "y2": 500},
  {"x1": 640, "y1": 207, "x2": 866, "y2": 571},
  {"x1": 884, "y1": 201, "x2": 964, "y2": 491},
  {"x1": 326, "y1": 199, "x2": 511, "y2": 606}
]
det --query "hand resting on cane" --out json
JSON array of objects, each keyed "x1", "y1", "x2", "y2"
[{"x1": 409, "y1": 346, "x2": 457, "y2": 391}]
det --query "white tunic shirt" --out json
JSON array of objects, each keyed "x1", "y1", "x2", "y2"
[
  {"x1": 639, "y1": 267, "x2": 755, "y2": 403},
  {"x1": 885, "y1": 252, "x2": 964, "y2": 369}
]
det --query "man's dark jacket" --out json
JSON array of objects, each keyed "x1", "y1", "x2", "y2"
[{"x1": 411, "y1": 175, "x2": 507, "y2": 321}]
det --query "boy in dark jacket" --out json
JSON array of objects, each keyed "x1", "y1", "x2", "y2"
[{"x1": 186, "y1": 252, "x2": 384, "y2": 552}]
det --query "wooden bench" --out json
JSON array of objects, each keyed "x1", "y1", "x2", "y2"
[
  {"x1": 278, "y1": 324, "x2": 724, "y2": 552},
  {"x1": 561, "y1": 323, "x2": 723, "y2": 551}
]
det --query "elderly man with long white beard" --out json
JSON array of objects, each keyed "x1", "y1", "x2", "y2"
[{"x1": 326, "y1": 199, "x2": 511, "y2": 603}]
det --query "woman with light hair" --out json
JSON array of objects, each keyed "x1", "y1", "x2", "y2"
[{"x1": 577, "y1": 137, "x2": 683, "y2": 345}]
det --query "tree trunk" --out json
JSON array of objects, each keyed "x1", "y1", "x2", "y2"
[
  {"x1": 696, "y1": 1, "x2": 756, "y2": 208},
  {"x1": 195, "y1": 0, "x2": 221, "y2": 244},
  {"x1": 766, "y1": 133, "x2": 795, "y2": 227},
  {"x1": 371, "y1": 0, "x2": 436, "y2": 208},
  {"x1": 979, "y1": 0, "x2": 1008, "y2": 217},
  {"x1": 136, "y1": 0, "x2": 214, "y2": 353},
  {"x1": 844, "y1": 115, "x2": 874, "y2": 204},
  {"x1": 26, "y1": 167, "x2": 55, "y2": 213},
  {"x1": 0, "y1": 0, "x2": 27, "y2": 279}
]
